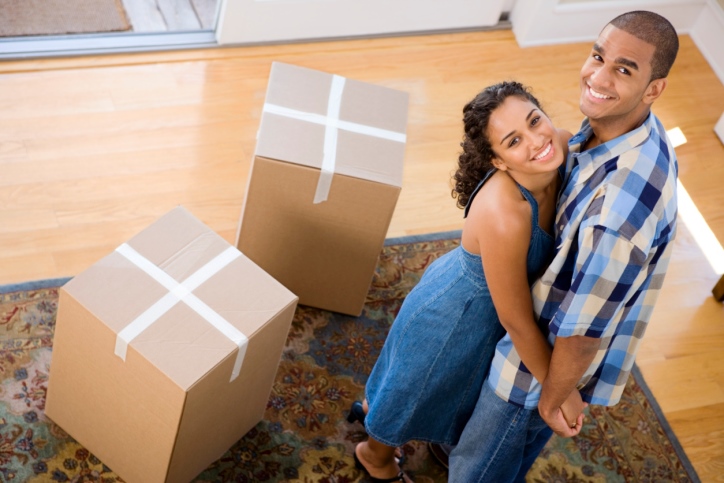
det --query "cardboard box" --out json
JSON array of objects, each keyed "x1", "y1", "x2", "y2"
[
  {"x1": 237, "y1": 62, "x2": 409, "y2": 316},
  {"x1": 45, "y1": 206, "x2": 298, "y2": 483}
]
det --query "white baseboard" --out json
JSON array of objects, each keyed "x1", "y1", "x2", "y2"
[{"x1": 217, "y1": 0, "x2": 505, "y2": 45}]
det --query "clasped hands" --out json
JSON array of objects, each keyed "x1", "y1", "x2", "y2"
[{"x1": 539, "y1": 389, "x2": 588, "y2": 438}]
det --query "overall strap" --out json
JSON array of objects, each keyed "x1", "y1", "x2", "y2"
[
  {"x1": 463, "y1": 169, "x2": 497, "y2": 218},
  {"x1": 515, "y1": 183, "x2": 540, "y2": 234}
]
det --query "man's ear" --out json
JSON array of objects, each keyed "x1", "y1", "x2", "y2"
[{"x1": 643, "y1": 78, "x2": 667, "y2": 105}]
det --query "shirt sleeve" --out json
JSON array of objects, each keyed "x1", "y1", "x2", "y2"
[{"x1": 549, "y1": 220, "x2": 649, "y2": 338}]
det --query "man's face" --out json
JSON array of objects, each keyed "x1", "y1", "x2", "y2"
[{"x1": 579, "y1": 25, "x2": 657, "y2": 129}]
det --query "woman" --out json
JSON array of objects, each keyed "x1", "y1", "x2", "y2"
[{"x1": 348, "y1": 81, "x2": 586, "y2": 483}]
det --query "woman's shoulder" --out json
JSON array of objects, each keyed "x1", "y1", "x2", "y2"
[
  {"x1": 557, "y1": 128, "x2": 573, "y2": 145},
  {"x1": 466, "y1": 172, "x2": 532, "y2": 229}
]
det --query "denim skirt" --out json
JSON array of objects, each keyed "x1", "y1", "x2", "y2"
[{"x1": 364, "y1": 244, "x2": 506, "y2": 447}]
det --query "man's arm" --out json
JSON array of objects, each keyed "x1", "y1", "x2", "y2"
[
  {"x1": 538, "y1": 335, "x2": 599, "y2": 432},
  {"x1": 470, "y1": 178, "x2": 588, "y2": 437}
]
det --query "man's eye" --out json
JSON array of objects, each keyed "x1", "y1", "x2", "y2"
[
  {"x1": 593, "y1": 54, "x2": 603, "y2": 62},
  {"x1": 618, "y1": 67, "x2": 630, "y2": 75}
]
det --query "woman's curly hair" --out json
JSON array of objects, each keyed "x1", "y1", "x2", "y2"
[{"x1": 452, "y1": 81, "x2": 543, "y2": 208}]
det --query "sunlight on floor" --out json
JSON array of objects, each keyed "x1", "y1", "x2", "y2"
[{"x1": 668, "y1": 127, "x2": 724, "y2": 275}]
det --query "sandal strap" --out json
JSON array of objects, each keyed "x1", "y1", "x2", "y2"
[
  {"x1": 354, "y1": 450, "x2": 408, "y2": 483},
  {"x1": 367, "y1": 472, "x2": 406, "y2": 483}
]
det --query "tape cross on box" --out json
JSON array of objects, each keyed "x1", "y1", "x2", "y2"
[
  {"x1": 114, "y1": 243, "x2": 249, "y2": 382},
  {"x1": 262, "y1": 74, "x2": 407, "y2": 204}
]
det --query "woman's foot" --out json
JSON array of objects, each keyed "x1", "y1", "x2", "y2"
[
  {"x1": 354, "y1": 441, "x2": 412, "y2": 483},
  {"x1": 346, "y1": 400, "x2": 367, "y2": 425},
  {"x1": 346, "y1": 400, "x2": 406, "y2": 465}
]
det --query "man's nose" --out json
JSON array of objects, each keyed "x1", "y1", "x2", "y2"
[{"x1": 590, "y1": 66, "x2": 611, "y2": 86}]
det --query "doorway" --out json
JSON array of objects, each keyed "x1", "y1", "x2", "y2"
[{"x1": 0, "y1": 0, "x2": 220, "y2": 59}]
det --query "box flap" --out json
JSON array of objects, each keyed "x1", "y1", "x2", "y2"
[
  {"x1": 256, "y1": 62, "x2": 408, "y2": 188},
  {"x1": 64, "y1": 206, "x2": 298, "y2": 390}
]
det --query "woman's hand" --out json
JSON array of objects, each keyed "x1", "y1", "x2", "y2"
[
  {"x1": 540, "y1": 390, "x2": 587, "y2": 438},
  {"x1": 560, "y1": 389, "x2": 588, "y2": 432}
]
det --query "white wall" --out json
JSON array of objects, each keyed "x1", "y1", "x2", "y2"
[
  {"x1": 690, "y1": 0, "x2": 724, "y2": 85},
  {"x1": 510, "y1": 0, "x2": 705, "y2": 46},
  {"x1": 217, "y1": 0, "x2": 506, "y2": 45}
]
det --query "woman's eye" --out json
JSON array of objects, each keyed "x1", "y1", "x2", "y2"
[
  {"x1": 531, "y1": 116, "x2": 540, "y2": 126},
  {"x1": 508, "y1": 137, "x2": 519, "y2": 147}
]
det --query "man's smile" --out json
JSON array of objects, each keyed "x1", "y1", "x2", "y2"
[{"x1": 586, "y1": 84, "x2": 614, "y2": 101}]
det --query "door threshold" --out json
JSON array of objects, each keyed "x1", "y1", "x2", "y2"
[{"x1": 0, "y1": 31, "x2": 218, "y2": 60}]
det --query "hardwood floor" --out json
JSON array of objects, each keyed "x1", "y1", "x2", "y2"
[{"x1": 0, "y1": 29, "x2": 722, "y2": 481}]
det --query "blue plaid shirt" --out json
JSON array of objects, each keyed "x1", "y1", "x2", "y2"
[{"x1": 487, "y1": 112, "x2": 678, "y2": 408}]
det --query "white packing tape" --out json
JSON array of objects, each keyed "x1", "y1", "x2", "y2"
[
  {"x1": 114, "y1": 243, "x2": 249, "y2": 382},
  {"x1": 262, "y1": 104, "x2": 407, "y2": 143},
  {"x1": 262, "y1": 75, "x2": 406, "y2": 204},
  {"x1": 315, "y1": 75, "x2": 345, "y2": 204}
]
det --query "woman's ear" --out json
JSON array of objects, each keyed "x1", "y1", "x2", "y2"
[{"x1": 491, "y1": 155, "x2": 507, "y2": 171}]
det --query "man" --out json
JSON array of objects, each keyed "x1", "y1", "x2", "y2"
[{"x1": 446, "y1": 10, "x2": 680, "y2": 482}]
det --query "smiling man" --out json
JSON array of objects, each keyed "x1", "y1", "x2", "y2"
[{"x1": 446, "y1": 11, "x2": 680, "y2": 482}]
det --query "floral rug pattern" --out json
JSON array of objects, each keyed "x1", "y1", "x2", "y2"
[{"x1": 0, "y1": 237, "x2": 697, "y2": 482}]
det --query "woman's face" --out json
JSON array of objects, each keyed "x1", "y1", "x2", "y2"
[{"x1": 486, "y1": 96, "x2": 565, "y2": 175}]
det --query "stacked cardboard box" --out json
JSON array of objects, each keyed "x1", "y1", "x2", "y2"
[
  {"x1": 237, "y1": 62, "x2": 409, "y2": 316},
  {"x1": 45, "y1": 206, "x2": 298, "y2": 483}
]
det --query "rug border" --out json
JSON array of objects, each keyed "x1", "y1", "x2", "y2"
[
  {"x1": 384, "y1": 229, "x2": 462, "y2": 246},
  {"x1": 0, "y1": 276, "x2": 72, "y2": 295},
  {"x1": 631, "y1": 364, "x2": 701, "y2": 482}
]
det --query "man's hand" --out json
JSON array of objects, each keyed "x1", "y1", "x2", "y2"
[{"x1": 538, "y1": 334, "x2": 598, "y2": 437}]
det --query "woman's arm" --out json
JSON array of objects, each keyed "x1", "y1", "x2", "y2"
[
  {"x1": 468, "y1": 177, "x2": 585, "y2": 435},
  {"x1": 471, "y1": 181, "x2": 552, "y2": 385}
]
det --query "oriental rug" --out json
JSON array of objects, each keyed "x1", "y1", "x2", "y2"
[{"x1": 0, "y1": 233, "x2": 699, "y2": 482}]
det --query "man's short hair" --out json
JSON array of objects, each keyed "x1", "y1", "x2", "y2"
[{"x1": 608, "y1": 11, "x2": 679, "y2": 80}]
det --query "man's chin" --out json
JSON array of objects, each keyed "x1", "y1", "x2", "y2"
[{"x1": 579, "y1": 100, "x2": 602, "y2": 120}]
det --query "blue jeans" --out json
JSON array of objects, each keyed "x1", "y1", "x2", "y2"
[{"x1": 448, "y1": 381, "x2": 552, "y2": 483}]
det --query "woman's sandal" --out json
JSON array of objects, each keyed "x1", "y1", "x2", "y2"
[
  {"x1": 353, "y1": 449, "x2": 409, "y2": 483},
  {"x1": 346, "y1": 401, "x2": 407, "y2": 466},
  {"x1": 346, "y1": 401, "x2": 367, "y2": 425}
]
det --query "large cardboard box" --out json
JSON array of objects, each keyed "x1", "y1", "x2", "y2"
[
  {"x1": 237, "y1": 62, "x2": 409, "y2": 316},
  {"x1": 45, "y1": 206, "x2": 298, "y2": 483}
]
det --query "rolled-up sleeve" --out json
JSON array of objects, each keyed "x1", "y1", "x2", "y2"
[{"x1": 550, "y1": 223, "x2": 647, "y2": 338}]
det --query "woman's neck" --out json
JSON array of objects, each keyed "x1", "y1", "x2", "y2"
[{"x1": 506, "y1": 170, "x2": 559, "y2": 200}]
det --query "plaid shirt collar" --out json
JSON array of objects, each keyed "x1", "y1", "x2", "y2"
[{"x1": 567, "y1": 111, "x2": 655, "y2": 186}]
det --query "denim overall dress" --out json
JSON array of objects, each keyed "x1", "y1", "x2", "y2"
[{"x1": 364, "y1": 170, "x2": 555, "y2": 447}]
